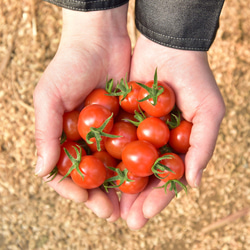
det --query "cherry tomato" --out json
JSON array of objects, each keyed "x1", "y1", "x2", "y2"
[
  {"x1": 119, "y1": 81, "x2": 141, "y2": 114},
  {"x1": 168, "y1": 120, "x2": 192, "y2": 154},
  {"x1": 63, "y1": 110, "x2": 81, "y2": 141},
  {"x1": 115, "y1": 109, "x2": 138, "y2": 123},
  {"x1": 138, "y1": 80, "x2": 175, "y2": 117},
  {"x1": 84, "y1": 88, "x2": 120, "y2": 117},
  {"x1": 56, "y1": 141, "x2": 86, "y2": 176},
  {"x1": 78, "y1": 104, "x2": 114, "y2": 150},
  {"x1": 92, "y1": 151, "x2": 118, "y2": 180},
  {"x1": 71, "y1": 155, "x2": 106, "y2": 189},
  {"x1": 122, "y1": 140, "x2": 158, "y2": 177},
  {"x1": 105, "y1": 121, "x2": 138, "y2": 160},
  {"x1": 157, "y1": 153, "x2": 185, "y2": 182},
  {"x1": 137, "y1": 117, "x2": 170, "y2": 148},
  {"x1": 116, "y1": 162, "x2": 149, "y2": 194}
]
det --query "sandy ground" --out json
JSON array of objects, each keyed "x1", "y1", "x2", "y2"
[{"x1": 0, "y1": 0, "x2": 249, "y2": 249}]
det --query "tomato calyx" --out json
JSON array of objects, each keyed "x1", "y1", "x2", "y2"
[
  {"x1": 136, "y1": 68, "x2": 164, "y2": 106},
  {"x1": 106, "y1": 76, "x2": 132, "y2": 101},
  {"x1": 166, "y1": 106, "x2": 181, "y2": 129},
  {"x1": 46, "y1": 166, "x2": 58, "y2": 182},
  {"x1": 159, "y1": 144, "x2": 173, "y2": 155},
  {"x1": 123, "y1": 107, "x2": 146, "y2": 126},
  {"x1": 59, "y1": 145, "x2": 85, "y2": 183},
  {"x1": 85, "y1": 113, "x2": 121, "y2": 151},
  {"x1": 103, "y1": 166, "x2": 134, "y2": 192},
  {"x1": 151, "y1": 154, "x2": 176, "y2": 179}
]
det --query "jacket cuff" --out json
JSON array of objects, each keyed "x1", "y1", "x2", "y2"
[
  {"x1": 44, "y1": 0, "x2": 129, "y2": 12},
  {"x1": 135, "y1": 0, "x2": 225, "y2": 51}
]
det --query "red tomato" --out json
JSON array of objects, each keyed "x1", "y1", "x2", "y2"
[
  {"x1": 144, "y1": 111, "x2": 171, "y2": 123},
  {"x1": 56, "y1": 141, "x2": 86, "y2": 176},
  {"x1": 116, "y1": 162, "x2": 149, "y2": 194},
  {"x1": 115, "y1": 109, "x2": 138, "y2": 123},
  {"x1": 63, "y1": 110, "x2": 81, "y2": 141},
  {"x1": 138, "y1": 80, "x2": 175, "y2": 117},
  {"x1": 71, "y1": 155, "x2": 106, "y2": 189},
  {"x1": 122, "y1": 140, "x2": 158, "y2": 177},
  {"x1": 137, "y1": 117, "x2": 170, "y2": 148},
  {"x1": 92, "y1": 151, "x2": 118, "y2": 180},
  {"x1": 168, "y1": 120, "x2": 192, "y2": 154},
  {"x1": 105, "y1": 121, "x2": 138, "y2": 160},
  {"x1": 84, "y1": 88, "x2": 120, "y2": 117},
  {"x1": 78, "y1": 104, "x2": 114, "y2": 150},
  {"x1": 157, "y1": 153, "x2": 185, "y2": 182},
  {"x1": 119, "y1": 81, "x2": 141, "y2": 114}
]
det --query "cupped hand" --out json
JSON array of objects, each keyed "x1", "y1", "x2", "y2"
[
  {"x1": 120, "y1": 35, "x2": 225, "y2": 229},
  {"x1": 33, "y1": 6, "x2": 131, "y2": 220}
]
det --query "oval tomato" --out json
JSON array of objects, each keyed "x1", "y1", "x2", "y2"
[
  {"x1": 71, "y1": 155, "x2": 106, "y2": 189},
  {"x1": 122, "y1": 140, "x2": 158, "y2": 177},
  {"x1": 56, "y1": 141, "x2": 86, "y2": 176},
  {"x1": 92, "y1": 151, "x2": 118, "y2": 180},
  {"x1": 63, "y1": 110, "x2": 81, "y2": 141},
  {"x1": 104, "y1": 121, "x2": 137, "y2": 160},
  {"x1": 157, "y1": 153, "x2": 185, "y2": 182},
  {"x1": 116, "y1": 161, "x2": 149, "y2": 194},
  {"x1": 84, "y1": 88, "x2": 120, "y2": 117},
  {"x1": 168, "y1": 120, "x2": 192, "y2": 154},
  {"x1": 119, "y1": 81, "x2": 141, "y2": 114},
  {"x1": 137, "y1": 117, "x2": 170, "y2": 148},
  {"x1": 138, "y1": 80, "x2": 175, "y2": 117}
]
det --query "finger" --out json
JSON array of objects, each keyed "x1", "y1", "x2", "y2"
[
  {"x1": 120, "y1": 193, "x2": 139, "y2": 220},
  {"x1": 44, "y1": 174, "x2": 88, "y2": 203},
  {"x1": 142, "y1": 178, "x2": 187, "y2": 219},
  {"x1": 84, "y1": 188, "x2": 114, "y2": 219},
  {"x1": 185, "y1": 99, "x2": 225, "y2": 188},
  {"x1": 33, "y1": 77, "x2": 64, "y2": 177},
  {"x1": 105, "y1": 189, "x2": 120, "y2": 222}
]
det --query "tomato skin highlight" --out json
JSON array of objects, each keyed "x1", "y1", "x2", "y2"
[
  {"x1": 71, "y1": 155, "x2": 106, "y2": 189},
  {"x1": 168, "y1": 120, "x2": 192, "y2": 154},
  {"x1": 119, "y1": 81, "x2": 141, "y2": 114},
  {"x1": 116, "y1": 162, "x2": 149, "y2": 194},
  {"x1": 63, "y1": 110, "x2": 81, "y2": 141},
  {"x1": 137, "y1": 117, "x2": 170, "y2": 148},
  {"x1": 157, "y1": 153, "x2": 185, "y2": 182},
  {"x1": 122, "y1": 140, "x2": 158, "y2": 177},
  {"x1": 104, "y1": 121, "x2": 138, "y2": 160},
  {"x1": 92, "y1": 151, "x2": 118, "y2": 180},
  {"x1": 138, "y1": 80, "x2": 175, "y2": 117},
  {"x1": 84, "y1": 88, "x2": 120, "y2": 117},
  {"x1": 56, "y1": 141, "x2": 86, "y2": 176},
  {"x1": 78, "y1": 104, "x2": 114, "y2": 150}
]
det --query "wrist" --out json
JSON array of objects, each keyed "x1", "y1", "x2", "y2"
[{"x1": 62, "y1": 4, "x2": 129, "y2": 40}]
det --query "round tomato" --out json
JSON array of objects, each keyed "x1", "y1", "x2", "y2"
[
  {"x1": 168, "y1": 120, "x2": 192, "y2": 154},
  {"x1": 78, "y1": 104, "x2": 114, "y2": 151},
  {"x1": 63, "y1": 110, "x2": 81, "y2": 141},
  {"x1": 119, "y1": 81, "x2": 141, "y2": 114},
  {"x1": 84, "y1": 88, "x2": 120, "y2": 117},
  {"x1": 137, "y1": 117, "x2": 170, "y2": 148},
  {"x1": 71, "y1": 155, "x2": 106, "y2": 189},
  {"x1": 116, "y1": 162, "x2": 149, "y2": 194},
  {"x1": 138, "y1": 80, "x2": 175, "y2": 117},
  {"x1": 157, "y1": 153, "x2": 185, "y2": 182},
  {"x1": 104, "y1": 121, "x2": 137, "y2": 160},
  {"x1": 122, "y1": 140, "x2": 158, "y2": 177},
  {"x1": 92, "y1": 151, "x2": 118, "y2": 180},
  {"x1": 56, "y1": 141, "x2": 86, "y2": 176}
]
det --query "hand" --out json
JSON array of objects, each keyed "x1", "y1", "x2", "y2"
[
  {"x1": 33, "y1": 5, "x2": 131, "y2": 220},
  {"x1": 120, "y1": 35, "x2": 225, "y2": 229}
]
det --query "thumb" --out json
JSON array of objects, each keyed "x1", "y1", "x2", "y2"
[
  {"x1": 33, "y1": 80, "x2": 64, "y2": 177},
  {"x1": 185, "y1": 100, "x2": 225, "y2": 188}
]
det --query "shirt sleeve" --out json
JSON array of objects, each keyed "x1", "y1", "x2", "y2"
[
  {"x1": 135, "y1": 0, "x2": 225, "y2": 51},
  {"x1": 44, "y1": 0, "x2": 129, "y2": 11}
]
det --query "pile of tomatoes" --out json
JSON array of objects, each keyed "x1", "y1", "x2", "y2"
[{"x1": 49, "y1": 70, "x2": 192, "y2": 196}]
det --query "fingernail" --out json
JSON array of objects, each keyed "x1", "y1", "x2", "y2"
[
  {"x1": 195, "y1": 169, "x2": 203, "y2": 188},
  {"x1": 35, "y1": 156, "x2": 43, "y2": 175}
]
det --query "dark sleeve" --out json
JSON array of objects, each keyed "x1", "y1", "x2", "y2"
[
  {"x1": 44, "y1": 0, "x2": 129, "y2": 11},
  {"x1": 135, "y1": 0, "x2": 225, "y2": 51}
]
